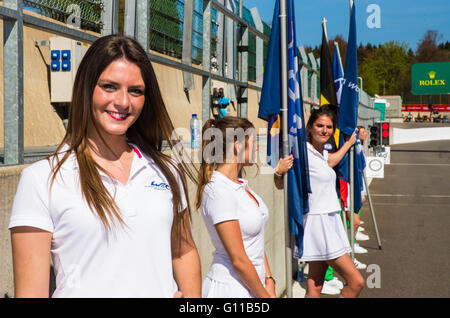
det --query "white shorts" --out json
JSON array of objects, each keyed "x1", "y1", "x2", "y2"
[{"x1": 301, "y1": 211, "x2": 351, "y2": 262}]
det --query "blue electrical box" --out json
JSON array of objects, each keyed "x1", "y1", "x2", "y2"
[
  {"x1": 61, "y1": 60, "x2": 71, "y2": 72},
  {"x1": 51, "y1": 50, "x2": 60, "y2": 61},
  {"x1": 61, "y1": 50, "x2": 71, "y2": 61},
  {"x1": 51, "y1": 61, "x2": 61, "y2": 71}
]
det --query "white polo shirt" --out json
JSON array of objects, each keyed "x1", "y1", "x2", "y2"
[
  {"x1": 201, "y1": 171, "x2": 269, "y2": 287},
  {"x1": 9, "y1": 144, "x2": 186, "y2": 298},
  {"x1": 307, "y1": 142, "x2": 342, "y2": 215}
]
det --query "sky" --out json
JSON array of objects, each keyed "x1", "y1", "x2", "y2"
[{"x1": 243, "y1": 0, "x2": 450, "y2": 51}]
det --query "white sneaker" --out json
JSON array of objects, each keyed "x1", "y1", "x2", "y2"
[
  {"x1": 321, "y1": 280, "x2": 341, "y2": 295},
  {"x1": 353, "y1": 243, "x2": 368, "y2": 254},
  {"x1": 353, "y1": 258, "x2": 367, "y2": 270},
  {"x1": 360, "y1": 220, "x2": 365, "y2": 225},
  {"x1": 358, "y1": 226, "x2": 365, "y2": 232},
  {"x1": 327, "y1": 277, "x2": 344, "y2": 290},
  {"x1": 355, "y1": 231, "x2": 370, "y2": 241}
]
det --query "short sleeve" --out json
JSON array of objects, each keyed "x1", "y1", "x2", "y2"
[
  {"x1": 202, "y1": 185, "x2": 239, "y2": 225},
  {"x1": 176, "y1": 171, "x2": 188, "y2": 212},
  {"x1": 9, "y1": 165, "x2": 54, "y2": 232}
]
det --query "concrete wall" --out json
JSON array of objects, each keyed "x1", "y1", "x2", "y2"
[{"x1": 0, "y1": 164, "x2": 26, "y2": 297}]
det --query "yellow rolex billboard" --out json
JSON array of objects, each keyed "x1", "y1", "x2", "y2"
[{"x1": 411, "y1": 62, "x2": 450, "y2": 95}]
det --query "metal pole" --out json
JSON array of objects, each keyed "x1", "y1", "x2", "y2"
[
  {"x1": 202, "y1": 0, "x2": 212, "y2": 125},
  {"x1": 124, "y1": 0, "x2": 136, "y2": 37},
  {"x1": 363, "y1": 171, "x2": 382, "y2": 249},
  {"x1": 135, "y1": 0, "x2": 150, "y2": 52},
  {"x1": 349, "y1": 146, "x2": 355, "y2": 260},
  {"x1": 348, "y1": 0, "x2": 355, "y2": 260},
  {"x1": 279, "y1": 0, "x2": 291, "y2": 298},
  {"x1": 321, "y1": 17, "x2": 328, "y2": 40},
  {"x1": 3, "y1": 0, "x2": 24, "y2": 165},
  {"x1": 182, "y1": 0, "x2": 195, "y2": 91}
]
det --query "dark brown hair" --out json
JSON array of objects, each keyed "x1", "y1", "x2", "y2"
[
  {"x1": 49, "y1": 35, "x2": 195, "y2": 238},
  {"x1": 194, "y1": 116, "x2": 255, "y2": 210},
  {"x1": 306, "y1": 105, "x2": 337, "y2": 142}
]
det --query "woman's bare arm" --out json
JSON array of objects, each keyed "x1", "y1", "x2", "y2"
[
  {"x1": 171, "y1": 210, "x2": 202, "y2": 298},
  {"x1": 11, "y1": 226, "x2": 52, "y2": 298}
]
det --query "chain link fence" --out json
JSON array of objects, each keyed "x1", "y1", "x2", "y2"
[{"x1": 23, "y1": 0, "x2": 103, "y2": 33}]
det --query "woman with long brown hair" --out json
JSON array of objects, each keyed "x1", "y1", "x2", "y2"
[
  {"x1": 9, "y1": 35, "x2": 201, "y2": 297},
  {"x1": 302, "y1": 105, "x2": 364, "y2": 298},
  {"x1": 196, "y1": 116, "x2": 276, "y2": 298}
]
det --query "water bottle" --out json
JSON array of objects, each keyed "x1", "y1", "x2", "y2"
[{"x1": 190, "y1": 114, "x2": 201, "y2": 149}]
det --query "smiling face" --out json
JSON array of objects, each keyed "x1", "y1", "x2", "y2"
[
  {"x1": 89, "y1": 58, "x2": 146, "y2": 143},
  {"x1": 308, "y1": 115, "x2": 334, "y2": 147}
]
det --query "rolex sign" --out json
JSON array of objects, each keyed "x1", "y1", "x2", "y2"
[{"x1": 411, "y1": 62, "x2": 450, "y2": 95}]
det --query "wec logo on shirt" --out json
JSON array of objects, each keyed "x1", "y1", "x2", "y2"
[{"x1": 146, "y1": 180, "x2": 170, "y2": 191}]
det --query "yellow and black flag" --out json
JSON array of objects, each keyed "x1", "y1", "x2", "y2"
[
  {"x1": 320, "y1": 21, "x2": 337, "y2": 106},
  {"x1": 320, "y1": 20, "x2": 340, "y2": 156}
]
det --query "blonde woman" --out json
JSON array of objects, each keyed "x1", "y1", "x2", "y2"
[
  {"x1": 9, "y1": 35, "x2": 201, "y2": 298},
  {"x1": 195, "y1": 116, "x2": 276, "y2": 298}
]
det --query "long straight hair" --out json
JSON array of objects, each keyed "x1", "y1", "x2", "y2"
[
  {"x1": 49, "y1": 35, "x2": 196, "y2": 240},
  {"x1": 194, "y1": 116, "x2": 255, "y2": 210}
]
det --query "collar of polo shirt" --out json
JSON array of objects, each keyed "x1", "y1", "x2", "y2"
[
  {"x1": 212, "y1": 170, "x2": 247, "y2": 191},
  {"x1": 54, "y1": 143, "x2": 151, "y2": 174}
]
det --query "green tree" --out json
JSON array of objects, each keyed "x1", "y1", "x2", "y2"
[{"x1": 358, "y1": 41, "x2": 412, "y2": 96}]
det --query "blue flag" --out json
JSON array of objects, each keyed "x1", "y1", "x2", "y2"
[
  {"x1": 258, "y1": 0, "x2": 281, "y2": 168},
  {"x1": 258, "y1": 0, "x2": 310, "y2": 258},
  {"x1": 332, "y1": 45, "x2": 344, "y2": 105},
  {"x1": 336, "y1": 1, "x2": 365, "y2": 213},
  {"x1": 337, "y1": 2, "x2": 359, "y2": 137}
]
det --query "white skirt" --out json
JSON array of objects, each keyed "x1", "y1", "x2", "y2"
[
  {"x1": 301, "y1": 211, "x2": 351, "y2": 261},
  {"x1": 202, "y1": 276, "x2": 255, "y2": 298}
]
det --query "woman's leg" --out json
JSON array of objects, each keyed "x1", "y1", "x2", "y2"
[
  {"x1": 346, "y1": 210, "x2": 361, "y2": 233},
  {"x1": 327, "y1": 254, "x2": 365, "y2": 298},
  {"x1": 306, "y1": 261, "x2": 329, "y2": 298}
]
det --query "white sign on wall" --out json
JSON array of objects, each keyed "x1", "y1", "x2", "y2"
[
  {"x1": 376, "y1": 146, "x2": 390, "y2": 164},
  {"x1": 366, "y1": 157, "x2": 384, "y2": 178}
]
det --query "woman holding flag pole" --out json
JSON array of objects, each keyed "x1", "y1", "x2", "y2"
[{"x1": 303, "y1": 106, "x2": 364, "y2": 298}]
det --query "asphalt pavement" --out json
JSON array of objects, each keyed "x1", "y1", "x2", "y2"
[{"x1": 357, "y1": 139, "x2": 450, "y2": 297}]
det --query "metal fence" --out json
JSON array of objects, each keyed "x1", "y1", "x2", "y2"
[
  {"x1": 0, "y1": 0, "x2": 378, "y2": 165},
  {"x1": 23, "y1": 0, "x2": 103, "y2": 32}
]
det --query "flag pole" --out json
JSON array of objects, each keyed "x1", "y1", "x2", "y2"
[
  {"x1": 334, "y1": 41, "x2": 344, "y2": 78},
  {"x1": 363, "y1": 171, "x2": 382, "y2": 249},
  {"x1": 349, "y1": 145, "x2": 355, "y2": 260},
  {"x1": 348, "y1": 0, "x2": 355, "y2": 261},
  {"x1": 321, "y1": 17, "x2": 328, "y2": 40},
  {"x1": 279, "y1": 0, "x2": 292, "y2": 298},
  {"x1": 333, "y1": 41, "x2": 349, "y2": 237}
]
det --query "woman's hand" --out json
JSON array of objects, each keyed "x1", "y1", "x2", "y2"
[
  {"x1": 174, "y1": 291, "x2": 184, "y2": 298},
  {"x1": 265, "y1": 279, "x2": 277, "y2": 298},
  {"x1": 276, "y1": 154, "x2": 294, "y2": 175},
  {"x1": 347, "y1": 130, "x2": 357, "y2": 146}
]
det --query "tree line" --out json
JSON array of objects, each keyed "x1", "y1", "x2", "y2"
[{"x1": 306, "y1": 30, "x2": 450, "y2": 105}]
